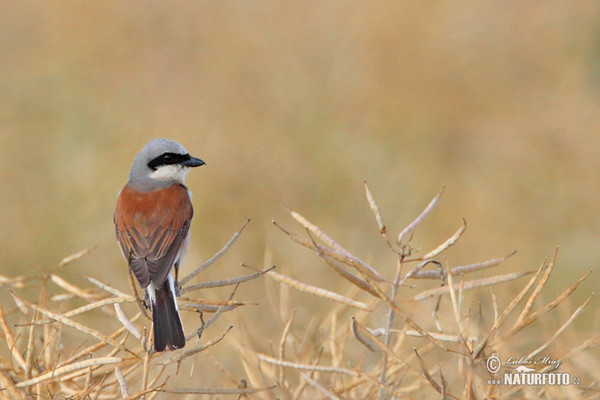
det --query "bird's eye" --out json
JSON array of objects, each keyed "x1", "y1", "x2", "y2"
[{"x1": 162, "y1": 154, "x2": 173, "y2": 162}]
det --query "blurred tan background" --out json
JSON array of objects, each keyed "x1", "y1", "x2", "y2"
[{"x1": 1, "y1": 0, "x2": 599, "y2": 387}]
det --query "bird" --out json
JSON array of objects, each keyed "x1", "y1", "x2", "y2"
[{"x1": 114, "y1": 139, "x2": 205, "y2": 351}]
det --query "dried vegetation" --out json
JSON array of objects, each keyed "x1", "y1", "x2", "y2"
[{"x1": 0, "y1": 186, "x2": 597, "y2": 399}]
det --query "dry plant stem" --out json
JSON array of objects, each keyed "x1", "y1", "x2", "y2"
[
  {"x1": 179, "y1": 297, "x2": 250, "y2": 307},
  {"x1": 363, "y1": 181, "x2": 396, "y2": 253},
  {"x1": 0, "y1": 369, "x2": 24, "y2": 400},
  {"x1": 281, "y1": 205, "x2": 385, "y2": 282},
  {"x1": 141, "y1": 327, "x2": 151, "y2": 394},
  {"x1": 180, "y1": 218, "x2": 250, "y2": 286},
  {"x1": 300, "y1": 373, "x2": 345, "y2": 400},
  {"x1": 237, "y1": 348, "x2": 272, "y2": 400},
  {"x1": 292, "y1": 354, "x2": 332, "y2": 400},
  {"x1": 180, "y1": 265, "x2": 274, "y2": 294},
  {"x1": 396, "y1": 187, "x2": 444, "y2": 247},
  {"x1": 273, "y1": 220, "x2": 373, "y2": 286},
  {"x1": 9, "y1": 289, "x2": 127, "y2": 353},
  {"x1": 0, "y1": 303, "x2": 27, "y2": 371},
  {"x1": 445, "y1": 265, "x2": 465, "y2": 345},
  {"x1": 58, "y1": 246, "x2": 97, "y2": 268},
  {"x1": 22, "y1": 296, "x2": 137, "y2": 327},
  {"x1": 409, "y1": 251, "x2": 516, "y2": 279},
  {"x1": 413, "y1": 348, "x2": 447, "y2": 397},
  {"x1": 378, "y1": 259, "x2": 403, "y2": 400},
  {"x1": 498, "y1": 269, "x2": 593, "y2": 343},
  {"x1": 0, "y1": 275, "x2": 26, "y2": 290},
  {"x1": 162, "y1": 386, "x2": 276, "y2": 395},
  {"x1": 526, "y1": 293, "x2": 594, "y2": 361},
  {"x1": 49, "y1": 273, "x2": 101, "y2": 301},
  {"x1": 366, "y1": 278, "x2": 448, "y2": 352},
  {"x1": 79, "y1": 274, "x2": 130, "y2": 298},
  {"x1": 412, "y1": 270, "x2": 534, "y2": 301},
  {"x1": 14, "y1": 357, "x2": 121, "y2": 388},
  {"x1": 475, "y1": 253, "x2": 579, "y2": 359},
  {"x1": 350, "y1": 317, "x2": 376, "y2": 353},
  {"x1": 24, "y1": 308, "x2": 37, "y2": 380},
  {"x1": 440, "y1": 369, "x2": 449, "y2": 400},
  {"x1": 257, "y1": 353, "x2": 359, "y2": 377},
  {"x1": 58, "y1": 318, "x2": 138, "y2": 367},
  {"x1": 514, "y1": 247, "x2": 558, "y2": 328},
  {"x1": 186, "y1": 284, "x2": 239, "y2": 341},
  {"x1": 420, "y1": 218, "x2": 467, "y2": 260},
  {"x1": 123, "y1": 384, "x2": 166, "y2": 400},
  {"x1": 329, "y1": 310, "x2": 342, "y2": 391},
  {"x1": 351, "y1": 318, "x2": 417, "y2": 375},
  {"x1": 114, "y1": 366, "x2": 129, "y2": 398},
  {"x1": 561, "y1": 332, "x2": 600, "y2": 362},
  {"x1": 399, "y1": 260, "x2": 442, "y2": 288},
  {"x1": 305, "y1": 228, "x2": 380, "y2": 297},
  {"x1": 171, "y1": 325, "x2": 233, "y2": 363},
  {"x1": 40, "y1": 276, "x2": 52, "y2": 371},
  {"x1": 128, "y1": 269, "x2": 149, "y2": 320},
  {"x1": 114, "y1": 304, "x2": 142, "y2": 339},
  {"x1": 265, "y1": 269, "x2": 373, "y2": 311},
  {"x1": 402, "y1": 330, "x2": 463, "y2": 343},
  {"x1": 279, "y1": 311, "x2": 296, "y2": 387}
]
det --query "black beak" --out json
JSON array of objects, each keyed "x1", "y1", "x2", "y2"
[{"x1": 183, "y1": 156, "x2": 205, "y2": 167}]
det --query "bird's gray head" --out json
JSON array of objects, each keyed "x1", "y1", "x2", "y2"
[{"x1": 128, "y1": 138, "x2": 205, "y2": 190}]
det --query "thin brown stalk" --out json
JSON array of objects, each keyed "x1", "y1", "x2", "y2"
[
  {"x1": 14, "y1": 357, "x2": 121, "y2": 388},
  {"x1": 171, "y1": 325, "x2": 233, "y2": 363},
  {"x1": 114, "y1": 304, "x2": 141, "y2": 339},
  {"x1": 180, "y1": 218, "x2": 250, "y2": 286},
  {"x1": 396, "y1": 187, "x2": 444, "y2": 247},
  {"x1": 9, "y1": 289, "x2": 126, "y2": 352},
  {"x1": 163, "y1": 386, "x2": 276, "y2": 395},
  {"x1": 0, "y1": 302, "x2": 27, "y2": 371},
  {"x1": 49, "y1": 273, "x2": 101, "y2": 301},
  {"x1": 257, "y1": 353, "x2": 359, "y2": 377},
  {"x1": 366, "y1": 277, "x2": 448, "y2": 352},
  {"x1": 364, "y1": 181, "x2": 396, "y2": 253},
  {"x1": 351, "y1": 317, "x2": 377, "y2": 352},
  {"x1": 410, "y1": 251, "x2": 516, "y2": 279},
  {"x1": 378, "y1": 259, "x2": 404, "y2": 400},
  {"x1": 127, "y1": 269, "x2": 149, "y2": 320},
  {"x1": 181, "y1": 265, "x2": 274, "y2": 294},
  {"x1": 24, "y1": 308, "x2": 38, "y2": 379},
  {"x1": 514, "y1": 248, "x2": 558, "y2": 328},
  {"x1": 265, "y1": 269, "x2": 373, "y2": 311},
  {"x1": 526, "y1": 293, "x2": 594, "y2": 360},
  {"x1": 300, "y1": 373, "x2": 346, "y2": 400},
  {"x1": 413, "y1": 348, "x2": 442, "y2": 394},
  {"x1": 306, "y1": 229, "x2": 381, "y2": 297},
  {"x1": 279, "y1": 311, "x2": 296, "y2": 386},
  {"x1": 58, "y1": 246, "x2": 97, "y2": 268},
  {"x1": 0, "y1": 369, "x2": 24, "y2": 400},
  {"x1": 413, "y1": 270, "x2": 534, "y2": 301},
  {"x1": 282, "y1": 205, "x2": 385, "y2": 282},
  {"x1": 114, "y1": 366, "x2": 129, "y2": 398},
  {"x1": 500, "y1": 269, "x2": 593, "y2": 341},
  {"x1": 420, "y1": 218, "x2": 466, "y2": 260}
]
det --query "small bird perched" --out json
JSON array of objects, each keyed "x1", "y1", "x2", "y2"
[{"x1": 114, "y1": 139, "x2": 205, "y2": 351}]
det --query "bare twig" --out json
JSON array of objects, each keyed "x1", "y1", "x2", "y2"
[
  {"x1": 397, "y1": 188, "x2": 444, "y2": 247},
  {"x1": 180, "y1": 219, "x2": 250, "y2": 286},
  {"x1": 265, "y1": 269, "x2": 373, "y2": 311},
  {"x1": 181, "y1": 265, "x2": 274, "y2": 294}
]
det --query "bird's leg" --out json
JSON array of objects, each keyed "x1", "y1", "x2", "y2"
[{"x1": 142, "y1": 291, "x2": 150, "y2": 309}]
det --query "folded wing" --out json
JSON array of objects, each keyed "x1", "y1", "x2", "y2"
[{"x1": 114, "y1": 184, "x2": 193, "y2": 288}]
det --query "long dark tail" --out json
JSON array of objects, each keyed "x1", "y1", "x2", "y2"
[{"x1": 151, "y1": 282, "x2": 185, "y2": 352}]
